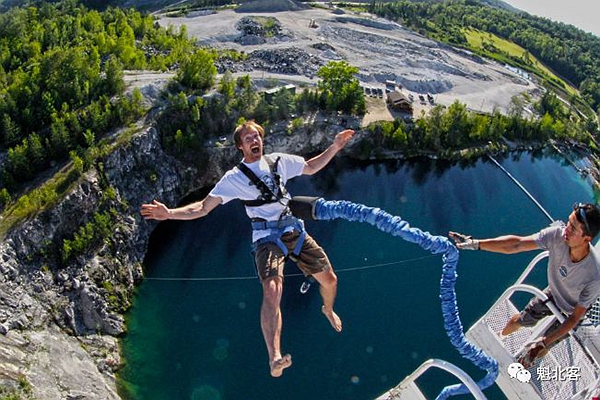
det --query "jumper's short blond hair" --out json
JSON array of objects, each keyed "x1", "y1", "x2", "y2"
[{"x1": 232, "y1": 120, "x2": 264, "y2": 148}]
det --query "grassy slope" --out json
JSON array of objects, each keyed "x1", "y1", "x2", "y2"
[
  {"x1": 0, "y1": 124, "x2": 143, "y2": 238},
  {"x1": 463, "y1": 28, "x2": 578, "y2": 96}
]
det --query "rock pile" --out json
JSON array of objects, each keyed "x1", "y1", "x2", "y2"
[
  {"x1": 216, "y1": 47, "x2": 324, "y2": 76},
  {"x1": 248, "y1": 47, "x2": 323, "y2": 75},
  {"x1": 234, "y1": 16, "x2": 293, "y2": 45},
  {"x1": 236, "y1": 0, "x2": 308, "y2": 12},
  {"x1": 311, "y1": 42, "x2": 336, "y2": 52},
  {"x1": 236, "y1": 16, "x2": 282, "y2": 37}
]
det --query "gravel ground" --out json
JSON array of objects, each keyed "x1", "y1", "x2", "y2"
[{"x1": 157, "y1": 7, "x2": 539, "y2": 114}]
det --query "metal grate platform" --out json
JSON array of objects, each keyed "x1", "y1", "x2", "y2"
[
  {"x1": 375, "y1": 380, "x2": 427, "y2": 400},
  {"x1": 467, "y1": 293, "x2": 600, "y2": 400}
]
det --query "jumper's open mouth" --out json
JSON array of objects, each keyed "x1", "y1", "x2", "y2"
[{"x1": 251, "y1": 145, "x2": 260, "y2": 154}]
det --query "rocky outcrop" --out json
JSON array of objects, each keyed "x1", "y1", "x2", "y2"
[
  {"x1": 0, "y1": 326, "x2": 120, "y2": 399},
  {"x1": 0, "y1": 123, "x2": 204, "y2": 398}
]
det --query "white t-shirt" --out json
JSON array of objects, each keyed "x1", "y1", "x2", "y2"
[
  {"x1": 535, "y1": 225, "x2": 600, "y2": 313},
  {"x1": 209, "y1": 153, "x2": 307, "y2": 242}
]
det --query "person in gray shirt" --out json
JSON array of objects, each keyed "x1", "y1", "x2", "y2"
[{"x1": 449, "y1": 202, "x2": 600, "y2": 366}]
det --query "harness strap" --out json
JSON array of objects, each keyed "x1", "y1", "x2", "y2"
[
  {"x1": 251, "y1": 215, "x2": 299, "y2": 230},
  {"x1": 272, "y1": 157, "x2": 288, "y2": 198},
  {"x1": 238, "y1": 162, "x2": 274, "y2": 200},
  {"x1": 252, "y1": 216, "x2": 306, "y2": 258},
  {"x1": 293, "y1": 230, "x2": 306, "y2": 256},
  {"x1": 239, "y1": 156, "x2": 287, "y2": 207},
  {"x1": 241, "y1": 156, "x2": 305, "y2": 258}
]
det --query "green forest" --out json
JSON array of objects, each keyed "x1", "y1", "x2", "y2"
[{"x1": 0, "y1": 0, "x2": 203, "y2": 207}]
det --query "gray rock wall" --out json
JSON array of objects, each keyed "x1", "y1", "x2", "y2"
[{"x1": 0, "y1": 124, "x2": 190, "y2": 398}]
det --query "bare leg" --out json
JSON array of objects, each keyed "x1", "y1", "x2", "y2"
[
  {"x1": 312, "y1": 269, "x2": 342, "y2": 332},
  {"x1": 261, "y1": 276, "x2": 292, "y2": 377},
  {"x1": 502, "y1": 314, "x2": 523, "y2": 336}
]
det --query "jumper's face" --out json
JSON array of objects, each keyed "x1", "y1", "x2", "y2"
[{"x1": 238, "y1": 127, "x2": 263, "y2": 163}]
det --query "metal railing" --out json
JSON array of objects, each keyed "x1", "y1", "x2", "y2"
[{"x1": 391, "y1": 359, "x2": 487, "y2": 400}]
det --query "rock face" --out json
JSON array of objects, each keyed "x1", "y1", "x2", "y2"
[
  {"x1": 0, "y1": 327, "x2": 121, "y2": 399},
  {"x1": 0, "y1": 106, "x2": 362, "y2": 398},
  {"x1": 0, "y1": 122, "x2": 215, "y2": 398}
]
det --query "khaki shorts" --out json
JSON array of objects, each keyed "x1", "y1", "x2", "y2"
[{"x1": 254, "y1": 230, "x2": 332, "y2": 282}]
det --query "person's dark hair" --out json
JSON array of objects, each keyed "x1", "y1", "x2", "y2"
[
  {"x1": 573, "y1": 203, "x2": 600, "y2": 239},
  {"x1": 232, "y1": 120, "x2": 264, "y2": 148}
]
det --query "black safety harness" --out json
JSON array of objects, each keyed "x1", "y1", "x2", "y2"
[{"x1": 237, "y1": 156, "x2": 287, "y2": 207}]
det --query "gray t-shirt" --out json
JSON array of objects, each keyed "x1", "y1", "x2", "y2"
[{"x1": 535, "y1": 225, "x2": 600, "y2": 314}]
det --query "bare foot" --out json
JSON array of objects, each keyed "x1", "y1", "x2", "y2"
[
  {"x1": 270, "y1": 354, "x2": 292, "y2": 377},
  {"x1": 322, "y1": 306, "x2": 343, "y2": 332},
  {"x1": 501, "y1": 314, "x2": 522, "y2": 336}
]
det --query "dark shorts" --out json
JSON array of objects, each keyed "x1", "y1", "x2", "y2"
[
  {"x1": 517, "y1": 289, "x2": 555, "y2": 327},
  {"x1": 254, "y1": 230, "x2": 332, "y2": 282},
  {"x1": 517, "y1": 289, "x2": 569, "y2": 340}
]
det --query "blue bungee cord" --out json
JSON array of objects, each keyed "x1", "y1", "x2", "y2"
[{"x1": 309, "y1": 198, "x2": 498, "y2": 399}]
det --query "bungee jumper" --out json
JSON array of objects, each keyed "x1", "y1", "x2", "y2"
[{"x1": 141, "y1": 120, "x2": 354, "y2": 378}]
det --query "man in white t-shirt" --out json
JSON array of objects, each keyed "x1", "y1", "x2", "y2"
[
  {"x1": 450, "y1": 202, "x2": 600, "y2": 367},
  {"x1": 141, "y1": 120, "x2": 354, "y2": 377}
]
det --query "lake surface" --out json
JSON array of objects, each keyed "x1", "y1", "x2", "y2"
[{"x1": 119, "y1": 151, "x2": 594, "y2": 400}]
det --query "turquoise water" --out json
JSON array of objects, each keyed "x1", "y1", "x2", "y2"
[{"x1": 120, "y1": 151, "x2": 594, "y2": 400}]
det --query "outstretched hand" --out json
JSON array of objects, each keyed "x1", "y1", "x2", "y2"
[
  {"x1": 140, "y1": 200, "x2": 170, "y2": 221},
  {"x1": 449, "y1": 231, "x2": 480, "y2": 250},
  {"x1": 333, "y1": 129, "x2": 355, "y2": 150}
]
